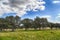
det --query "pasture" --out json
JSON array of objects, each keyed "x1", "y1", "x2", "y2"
[{"x1": 0, "y1": 29, "x2": 60, "y2": 40}]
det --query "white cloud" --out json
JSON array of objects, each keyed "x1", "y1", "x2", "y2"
[
  {"x1": 55, "y1": 17, "x2": 60, "y2": 23},
  {"x1": 0, "y1": 0, "x2": 45, "y2": 16},
  {"x1": 53, "y1": 1, "x2": 60, "y2": 4},
  {"x1": 57, "y1": 16, "x2": 60, "y2": 18},
  {"x1": 40, "y1": 15, "x2": 51, "y2": 22},
  {"x1": 53, "y1": 13, "x2": 60, "y2": 23},
  {"x1": 40, "y1": 15, "x2": 51, "y2": 18},
  {"x1": 58, "y1": 13, "x2": 60, "y2": 15},
  {"x1": 56, "y1": 13, "x2": 60, "y2": 18}
]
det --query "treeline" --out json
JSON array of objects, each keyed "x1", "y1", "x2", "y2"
[{"x1": 0, "y1": 16, "x2": 60, "y2": 31}]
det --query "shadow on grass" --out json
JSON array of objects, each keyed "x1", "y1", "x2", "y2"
[{"x1": 0, "y1": 29, "x2": 58, "y2": 33}]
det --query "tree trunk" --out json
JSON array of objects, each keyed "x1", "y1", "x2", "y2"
[
  {"x1": 0, "y1": 28, "x2": 2, "y2": 31},
  {"x1": 39, "y1": 27, "x2": 41, "y2": 30},
  {"x1": 25, "y1": 28, "x2": 28, "y2": 31},
  {"x1": 11, "y1": 28, "x2": 15, "y2": 32}
]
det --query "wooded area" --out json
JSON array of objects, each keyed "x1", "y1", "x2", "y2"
[{"x1": 0, "y1": 16, "x2": 60, "y2": 31}]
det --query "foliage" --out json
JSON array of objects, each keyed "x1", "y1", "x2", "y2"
[{"x1": 0, "y1": 16, "x2": 60, "y2": 31}]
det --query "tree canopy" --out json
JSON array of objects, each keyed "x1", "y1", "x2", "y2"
[{"x1": 0, "y1": 16, "x2": 60, "y2": 31}]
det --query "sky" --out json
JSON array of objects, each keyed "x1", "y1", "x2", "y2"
[{"x1": 0, "y1": 0, "x2": 60, "y2": 23}]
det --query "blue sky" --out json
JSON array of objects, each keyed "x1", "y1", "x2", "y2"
[
  {"x1": 21, "y1": 0, "x2": 60, "y2": 23},
  {"x1": 0, "y1": 0, "x2": 60, "y2": 23}
]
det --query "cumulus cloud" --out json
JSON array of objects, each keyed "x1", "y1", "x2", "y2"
[
  {"x1": 40, "y1": 15, "x2": 51, "y2": 18},
  {"x1": 53, "y1": 0, "x2": 60, "y2": 4},
  {"x1": 55, "y1": 17, "x2": 60, "y2": 23},
  {"x1": 52, "y1": 13, "x2": 60, "y2": 23},
  {"x1": 40, "y1": 15, "x2": 51, "y2": 22},
  {"x1": 0, "y1": 0, "x2": 45, "y2": 16},
  {"x1": 56, "y1": 13, "x2": 60, "y2": 18}
]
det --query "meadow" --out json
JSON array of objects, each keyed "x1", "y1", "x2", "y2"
[{"x1": 0, "y1": 29, "x2": 60, "y2": 40}]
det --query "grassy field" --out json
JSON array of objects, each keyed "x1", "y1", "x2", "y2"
[{"x1": 0, "y1": 29, "x2": 60, "y2": 40}]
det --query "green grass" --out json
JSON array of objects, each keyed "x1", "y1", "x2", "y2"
[{"x1": 0, "y1": 29, "x2": 60, "y2": 40}]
